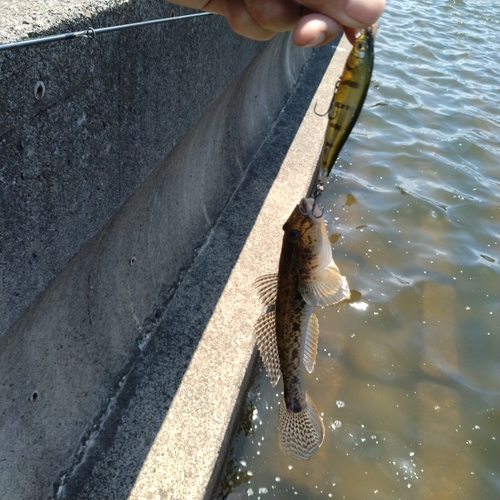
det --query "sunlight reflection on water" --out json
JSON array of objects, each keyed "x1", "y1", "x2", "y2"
[{"x1": 215, "y1": 0, "x2": 500, "y2": 498}]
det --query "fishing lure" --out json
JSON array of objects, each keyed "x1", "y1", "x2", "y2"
[{"x1": 312, "y1": 28, "x2": 374, "y2": 198}]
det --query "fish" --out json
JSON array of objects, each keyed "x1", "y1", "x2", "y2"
[
  {"x1": 253, "y1": 198, "x2": 350, "y2": 460},
  {"x1": 315, "y1": 29, "x2": 374, "y2": 187}
]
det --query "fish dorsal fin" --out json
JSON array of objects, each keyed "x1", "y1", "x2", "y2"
[
  {"x1": 303, "y1": 312, "x2": 319, "y2": 373},
  {"x1": 253, "y1": 307, "x2": 281, "y2": 386},
  {"x1": 254, "y1": 274, "x2": 278, "y2": 307},
  {"x1": 300, "y1": 260, "x2": 350, "y2": 307}
]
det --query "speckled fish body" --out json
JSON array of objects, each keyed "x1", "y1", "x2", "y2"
[{"x1": 253, "y1": 198, "x2": 350, "y2": 460}]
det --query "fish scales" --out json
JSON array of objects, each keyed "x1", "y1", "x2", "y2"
[
  {"x1": 254, "y1": 198, "x2": 350, "y2": 460},
  {"x1": 276, "y1": 221, "x2": 315, "y2": 416}
]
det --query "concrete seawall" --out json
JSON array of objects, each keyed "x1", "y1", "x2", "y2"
[
  {"x1": 0, "y1": 0, "x2": 341, "y2": 497},
  {"x1": 1, "y1": 0, "x2": 265, "y2": 337}
]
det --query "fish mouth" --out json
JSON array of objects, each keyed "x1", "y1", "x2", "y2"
[{"x1": 298, "y1": 198, "x2": 323, "y2": 219}]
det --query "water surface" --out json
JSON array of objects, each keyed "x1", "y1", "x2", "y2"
[{"x1": 215, "y1": 0, "x2": 500, "y2": 498}]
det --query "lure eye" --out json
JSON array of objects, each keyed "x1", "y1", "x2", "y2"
[
  {"x1": 288, "y1": 229, "x2": 300, "y2": 241},
  {"x1": 357, "y1": 41, "x2": 368, "y2": 52}
]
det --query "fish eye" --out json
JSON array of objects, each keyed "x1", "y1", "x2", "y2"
[{"x1": 288, "y1": 229, "x2": 300, "y2": 241}]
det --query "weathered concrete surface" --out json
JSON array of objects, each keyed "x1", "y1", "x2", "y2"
[
  {"x1": 58, "y1": 37, "x2": 348, "y2": 500},
  {"x1": 0, "y1": 0, "x2": 263, "y2": 337},
  {"x1": 0, "y1": 4, "x2": 325, "y2": 496}
]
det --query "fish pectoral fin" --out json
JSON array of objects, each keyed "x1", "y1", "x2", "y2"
[
  {"x1": 253, "y1": 308, "x2": 281, "y2": 386},
  {"x1": 303, "y1": 312, "x2": 319, "y2": 373},
  {"x1": 300, "y1": 260, "x2": 350, "y2": 307},
  {"x1": 253, "y1": 273, "x2": 278, "y2": 307}
]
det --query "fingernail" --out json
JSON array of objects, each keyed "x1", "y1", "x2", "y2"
[{"x1": 303, "y1": 31, "x2": 326, "y2": 47}]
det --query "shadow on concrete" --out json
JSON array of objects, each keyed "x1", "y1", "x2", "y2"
[{"x1": 58, "y1": 42, "x2": 338, "y2": 499}]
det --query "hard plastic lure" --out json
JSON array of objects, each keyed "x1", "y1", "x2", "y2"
[{"x1": 313, "y1": 29, "x2": 374, "y2": 196}]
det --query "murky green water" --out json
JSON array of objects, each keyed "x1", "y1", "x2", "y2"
[{"x1": 214, "y1": 0, "x2": 500, "y2": 498}]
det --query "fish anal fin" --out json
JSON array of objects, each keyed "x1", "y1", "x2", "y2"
[
  {"x1": 301, "y1": 260, "x2": 350, "y2": 307},
  {"x1": 278, "y1": 393, "x2": 325, "y2": 461},
  {"x1": 253, "y1": 308, "x2": 281, "y2": 386},
  {"x1": 253, "y1": 273, "x2": 278, "y2": 307},
  {"x1": 303, "y1": 312, "x2": 319, "y2": 373}
]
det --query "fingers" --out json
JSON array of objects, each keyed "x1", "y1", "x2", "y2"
[
  {"x1": 205, "y1": 0, "x2": 301, "y2": 40},
  {"x1": 297, "y1": 0, "x2": 385, "y2": 29},
  {"x1": 224, "y1": 2, "x2": 278, "y2": 40},
  {"x1": 292, "y1": 14, "x2": 343, "y2": 47},
  {"x1": 343, "y1": 0, "x2": 385, "y2": 26},
  {"x1": 344, "y1": 20, "x2": 379, "y2": 45},
  {"x1": 244, "y1": 0, "x2": 302, "y2": 33},
  {"x1": 293, "y1": 0, "x2": 384, "y2": 46},
  {"x1": 201, "y1": 0, "x2": 385, "y2": 44},
  {"x1": 293, "y1": 0, "x2": 384, "y2": 47}
]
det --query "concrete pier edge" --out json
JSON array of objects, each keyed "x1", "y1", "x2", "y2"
[{"x1": 202, "y1": 37, "x2": 352, "y2": 500}]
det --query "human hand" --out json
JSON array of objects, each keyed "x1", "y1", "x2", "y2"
[{"x1": 173, "y1": 0, "x2": 384, "y2": 46}]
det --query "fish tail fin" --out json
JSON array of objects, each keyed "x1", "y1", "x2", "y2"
[{"x1": 278, "y1": 393, "x2": 325, "y2": 461}]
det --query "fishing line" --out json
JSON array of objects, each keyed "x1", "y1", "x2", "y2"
[{"x1": 0, "y1": 12, "x2": 215, "y2": 52}]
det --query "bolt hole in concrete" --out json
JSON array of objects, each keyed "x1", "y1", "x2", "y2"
[
  {"x1": 129, "y1": 257, "x2": 136, "y2": 266},
  {"x1": 213, "y1": 0, "x2": 500, "y2": 498},
  {"x1": 34, "y1": 81, "x2": 45, "y2": 100},
  {"x1": 31, "y1": 392, "x2": 38, "y2": 402}
]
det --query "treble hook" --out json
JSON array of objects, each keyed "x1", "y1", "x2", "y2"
[
  {"x1": 314, "y1": 80, "x2": 339, "y2": 117},
  {"x1": 298, "y1": 193, "x2": 324, "y2": 218},
  {"x1": 354, "y1": 25, "x2": 372, "y2": 38},
  {"x1": 312, "y1": 184, "x2": 324, "y2": 209},
  {"x1": 313, "y1": 100, "x2": 329, "y2": 117},
  {"x1": 312, "y1": 197, "x2": 324, "y2": 218}
]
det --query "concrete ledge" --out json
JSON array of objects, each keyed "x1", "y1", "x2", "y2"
[{"x1": 58, "y1": 36, "x2": 351, "y2": 500}]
